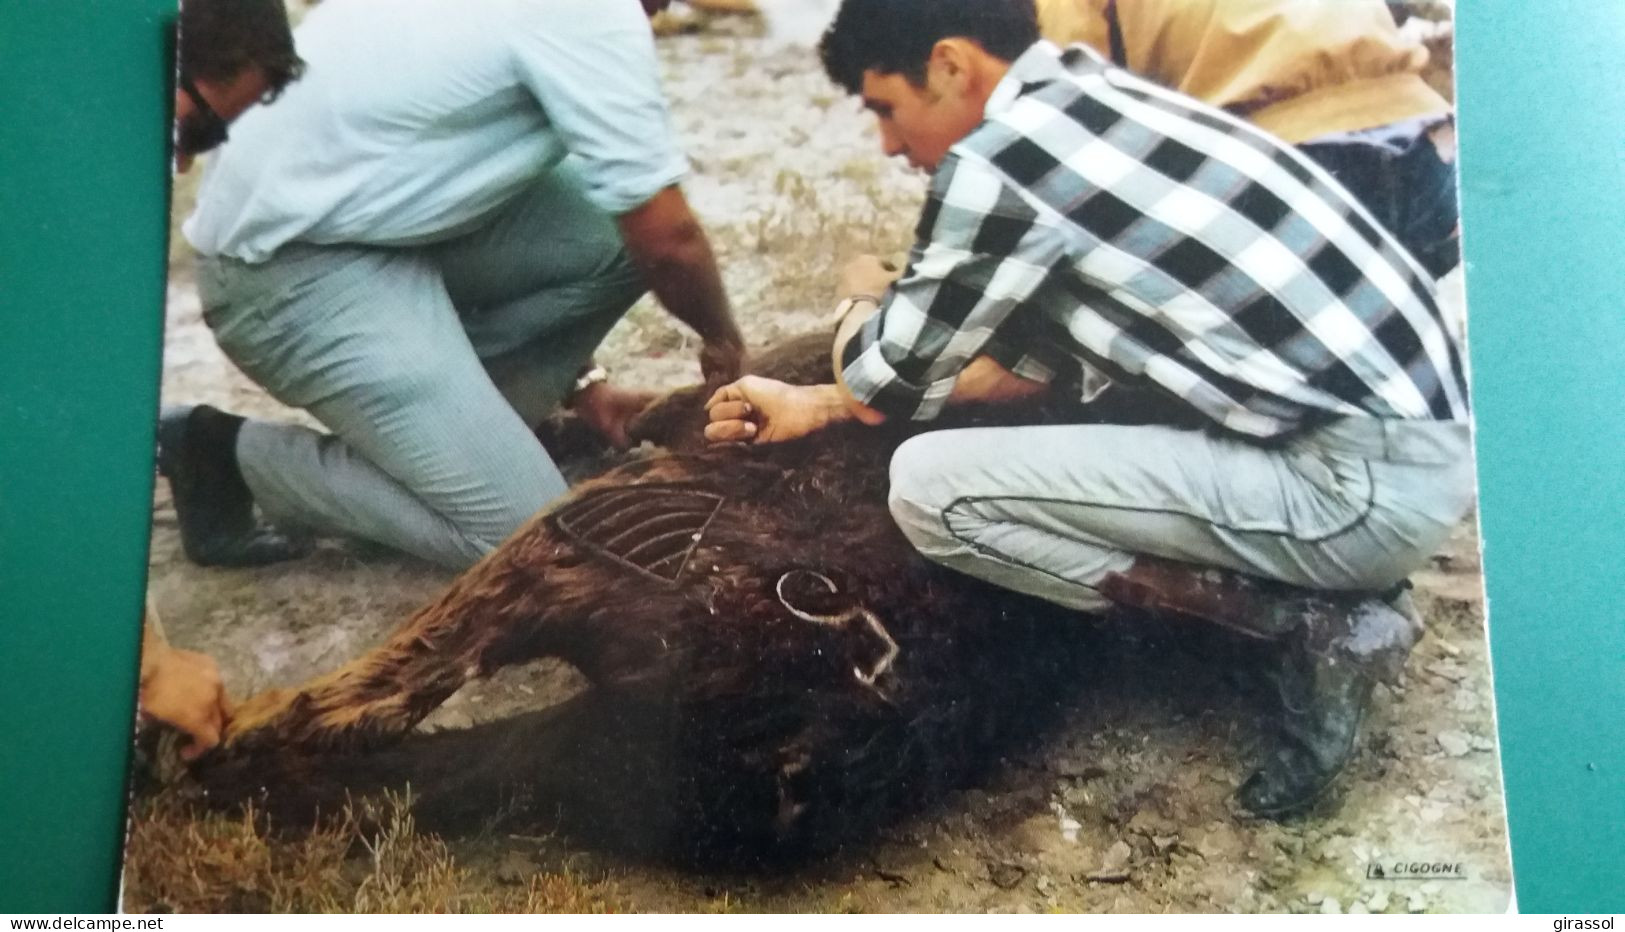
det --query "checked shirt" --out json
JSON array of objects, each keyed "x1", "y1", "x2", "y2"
[{"x1": 839, "y1": 41, "x2": 1471, "y2": 440}]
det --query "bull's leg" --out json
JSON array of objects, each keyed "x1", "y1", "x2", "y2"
[
  {"x1": 215, "y1": 460, "x2": 723, "y2": 758},
  {"x1": 220, "y1": 541, "x2": 561, "y2": 755}
]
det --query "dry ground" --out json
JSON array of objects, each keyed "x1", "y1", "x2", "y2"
[{"x1": 130, "y1": 8, "x2": 1510, "y2": 914}]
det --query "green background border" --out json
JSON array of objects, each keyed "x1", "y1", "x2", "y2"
[
  {"x1": 1, "y1": 0, "x2": 1619, "y2": 913},
  {"x1": 1452, "y1": 0, "x2": 1625, "y2": 911}
]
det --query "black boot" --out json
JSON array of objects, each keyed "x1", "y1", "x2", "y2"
[
  {"x1": 1098, "y1": 557, "x2": 1421, "y2": 818},
  {"x1": 156, "y1": 404, "x2": 309, "y2": 567},
  {"x1": 1235, "y1": 595, "x2": 1417, "y2": 817}
]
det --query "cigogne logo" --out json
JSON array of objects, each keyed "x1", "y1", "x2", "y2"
[{"x1": 1364, "y1": 859, "x2": 1469, "y2": 881}]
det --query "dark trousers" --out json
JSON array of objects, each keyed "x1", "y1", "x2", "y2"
[{"x1": 1300, "y1": 127, "x2": 1461, "y2": 279}]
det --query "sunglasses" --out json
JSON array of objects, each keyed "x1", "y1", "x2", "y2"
[{"x1": 176, "y1": 72, "x2": 229, "y2": 155}]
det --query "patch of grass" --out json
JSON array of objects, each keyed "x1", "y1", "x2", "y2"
[
  {"x1": 729, "y1": 166, "x2": 916, "y2": 311},
  {"x1": 122, "y1": 791, "x2": 621, "y2": 913}
]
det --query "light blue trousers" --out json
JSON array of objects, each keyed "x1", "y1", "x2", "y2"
[
  {"x1": 196, "y1": 168, "x2": 646, "y2": 569},
  {"x1": 887, "y1": 417, "x2": 1476, "y2": 611}
]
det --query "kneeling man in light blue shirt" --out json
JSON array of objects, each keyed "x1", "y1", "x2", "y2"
[{"x1": 162, "y1": 0, "x2": 744, "y2": 571}]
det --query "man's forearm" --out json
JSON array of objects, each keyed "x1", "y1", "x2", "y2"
[
  {"x1": 948, "y1": 356, "x2": 1050, "y2": 405},
  {"x1": 828, "y1": 356, "x2": 1047, "y2": 430},
  {"x1": 803, "y1": 382, "x2": 863, "y2": 430},
  {"x1": 830, "y1": 296, "x2": 1045, "y2": 425},
  {"x1": 831, "y1": 295, "x2": 890, "y2": 426},
  {"x1": 628, "y1": 227, "x2": 738, "y2": 344},
  {"x1": 617, "y1": 188, "x2": 741, "y2": 347}
]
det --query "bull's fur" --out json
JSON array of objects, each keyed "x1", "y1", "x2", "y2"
[{"x1": 195, "y1": 336, "x2": 1116, "y2": 865}]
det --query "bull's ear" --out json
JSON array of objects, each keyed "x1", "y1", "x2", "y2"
[{"x1": 626, "y1": 385, "x2": 710, "y2": 452}]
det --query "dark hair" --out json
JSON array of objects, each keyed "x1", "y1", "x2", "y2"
[
  {"x1": 819, "y1": 0, "x2": 1039, "y2": 94},
  {"x1": 178, "y1": 0, "x2": 305, "y2": 101}
]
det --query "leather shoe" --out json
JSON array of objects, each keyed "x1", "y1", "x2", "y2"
[
  {"x1": 1235, "y1": 599, "x2": 1404, "y2": 817},
  {"x1": 157, "y1": 404, "x2": 309, "y2": 567}
]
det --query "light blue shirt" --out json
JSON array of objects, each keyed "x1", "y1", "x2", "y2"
[{"x1": 184, "y1": 0, "x2": 687, "y2": 262}]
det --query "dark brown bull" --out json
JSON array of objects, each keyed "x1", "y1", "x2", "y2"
[{"x1": 191, "y1": 336, "x2": 1125, "y2": 865}]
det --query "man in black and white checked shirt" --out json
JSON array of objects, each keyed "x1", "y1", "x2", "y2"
[{"x1": 706, "y1": 0, "x2": 1476, "y2": 817}]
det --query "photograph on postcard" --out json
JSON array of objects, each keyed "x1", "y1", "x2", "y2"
[{"x1": 125, "y1": 0, "x2": 1512, "y2": 913}]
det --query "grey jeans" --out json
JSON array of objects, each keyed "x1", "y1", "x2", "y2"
[
  {"x1": 887, "y1": 417, "x2": 1476, "y2": 612},
  {"x1": 196, "y1": 165, "x2": 646, "y2": 569}
]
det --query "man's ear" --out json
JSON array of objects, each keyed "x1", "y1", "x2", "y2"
[{"x1": 925, "y1": 38, "x2": 977, "y2": 99}]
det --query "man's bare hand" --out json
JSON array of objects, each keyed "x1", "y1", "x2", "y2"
[
  {"x1": 699, "y1": 336, "x2": 746, "y2": 387},
  {"x1": 704, "y1": 377, "x2": 849, "y2": 444},
  {"x1": 572, "y1": 381, "x2": 657, "y2": 450},
  {"x1": 140, "y1": 645, "x2": 233, "y2": 760}
]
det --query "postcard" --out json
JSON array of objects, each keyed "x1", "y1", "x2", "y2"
[{"x1": 124, "y1": 0, "x2": 1510, "y2": 913}]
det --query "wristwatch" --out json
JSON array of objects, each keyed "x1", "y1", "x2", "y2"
[{"x1": 566, "y1": 365, "x2": 609, "y2": 408}]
